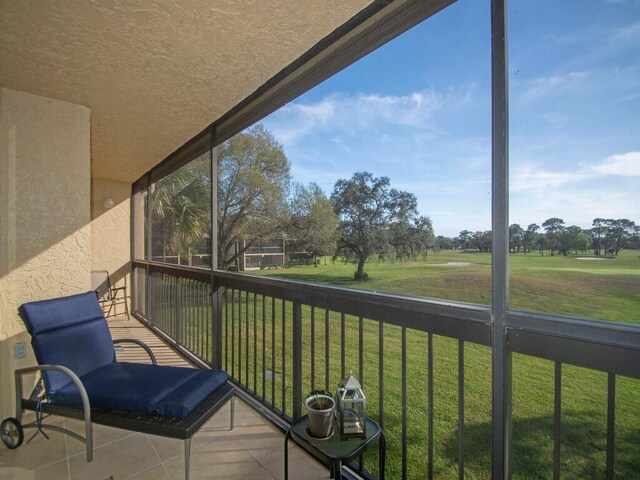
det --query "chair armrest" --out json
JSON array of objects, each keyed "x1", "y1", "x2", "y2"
[
  {"x1": 14, "y1": 364, "x2": 94, "y2": 461},
  {"x1": 113, "y1": 339, "x2": 157, "y2": 365},
  {"x1": 14, "y1": 364, "x2": 92, "y2": 418}
]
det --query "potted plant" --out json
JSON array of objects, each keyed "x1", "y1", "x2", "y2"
[{"x1": 305, "y1": 389, "x2": 335, "y2": 438}]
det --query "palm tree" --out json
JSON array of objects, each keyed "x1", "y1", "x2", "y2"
[{"x1": 151, "y1": 159, "x2": 211, "y2": 262}]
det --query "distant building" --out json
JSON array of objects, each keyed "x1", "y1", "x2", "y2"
[
  {"x1": 150, "y1": 234, "x2": 212, "y2": 267},
  {"x1": 238, "y1": 237, "x2": 286, "y2": 270}
]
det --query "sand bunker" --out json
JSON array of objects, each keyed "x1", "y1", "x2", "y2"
[
  {"x1": 429, "y1": 262, "x2": 472, "y2": 267},
  {"x1": 575, "y1": 257, "x2": 608, "y2": 261}
]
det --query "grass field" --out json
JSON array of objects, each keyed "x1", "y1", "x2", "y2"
[
  {"x1": 257, "y1": 249, "x2": 640, "y2": 324},
  {"x1": 237, "y1": 249, "x2": 640, "y2": 478}
]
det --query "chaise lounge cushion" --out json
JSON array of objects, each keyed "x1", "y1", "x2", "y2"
[
  {"x1": 51, "y1": 363, "x2": 228, "y2": 419},
  {"x1": 19, "y1": 292, "x2": 228, "y2": 420},
  {"x1": 19, "y1": 292, "x2": 116, "y2": 393}
]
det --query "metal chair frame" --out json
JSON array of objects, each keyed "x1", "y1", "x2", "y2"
[
  {"x1": 91, "y1": 270, "x2": 130, "y2": 319},
  {"x1": 3, "y1": 339, "x2": 235, "y2": 480}
]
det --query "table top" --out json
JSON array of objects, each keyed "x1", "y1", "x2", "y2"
[{"x1": 288, "y1": 415, "x2": 382, "y2": 463}]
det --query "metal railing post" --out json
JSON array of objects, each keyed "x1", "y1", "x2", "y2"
[
  {"x1": 176, "y1": 277, "x2": 183, "y2": 344},
  {"x1": 146, "y1": 266, "x2": 153, "y2": 323},
  {"x1": 606, "y1": 373, "x2": 616, "y2": 480},
  {"x1": 553, "y1": 362, "x2": 562, "y2": 480},
  {"x1": 292, "y1": 301, "x2": 303, "y2": 420},
  {"x1": 212, "y1": 277, "x2": 223, "y2": 371}
]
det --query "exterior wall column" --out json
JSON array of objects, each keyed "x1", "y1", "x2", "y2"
[{"x1": 0, "y1": 88, "x2": 91, "y2": 418}]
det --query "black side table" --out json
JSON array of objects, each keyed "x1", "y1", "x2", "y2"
[{"x1": 284, "y1": 416, "x2": 385, "y2": 479}]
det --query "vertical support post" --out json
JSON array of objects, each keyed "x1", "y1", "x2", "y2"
[
  {"x1": 358, "y1": 312, "x2": 365, "y2": 473},
  {"x1": 491, "y1": 0, "x2": 511, "y2": 478},
  {"x1": 210, "y1": 128, "x2": 218, "y2": 272},
  {"x1": 341, "y1": 312, "x2": 346, "y2": 379},
  {"x1": 225, "y1": 291, "x2": 230, "y2": 372},
  {"x1": 210, "y1": 128, "x2": 222, "y2": 370},
  {"x1": 378, "y1": 320, "x2": 384, "y2": 431},
  {"x1": 606, "y1": 373, "x2": 616, "y2": 480},
  {"x1": 553, "y1": 362, "x2": 561, "y2": 480},
  {"x1": 401, "y1": 326, "x2": 408, "y2": 480},
  {"x1": 272, "y1": 298, "x2": 276, "y2": 406},
  {"x1": 238, "y1": 292, "x2": 243, "y2": 383},
  {"x1": 458, "y1": 340, "x2": 465, "y2": 480},
  {"x1": 428, "y1": 332, "x2": 434, "y2": 480},
  {"x1": 245, "y1": 292, "x2": 249, "y2": 385},
  {"x1": 254, "y1": 293, "x2": 258, "y2": 392},
  {"x1": 311, "y1": 306, "x2": 316, "y2": 389},
  {"x1": 130, "y1": 188, "x2": 138, "y2": 315},
  {"x1": 200, "y1": 283, "x2": 206, "y2": 360},
  {"x1": 145, "y1": 175, "x2": 153, "y2": 321},
  {"x1": 358, "y1": 315, "x2": 364, "y2": 386},
  {"x1": 282, "y1": 299, "x2": 287, "y2": 415},
  {"x1": 293, "y1": 301, "x2": 303, "y2": 420},
  {"x1": 325, "y1": 308, "x2": 330, "y2": 391},
  {"x1": 146, "y1": 172, "x2": 153, "y2": 263},
  {"x1": 262, "y1": 295, "x2": 266, "y2": 400},
  {"x1": 232, "y1": 291, "x2": 236, "y2": 378}
]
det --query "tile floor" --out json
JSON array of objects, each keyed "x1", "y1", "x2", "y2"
[{"x1": 0, "y1": 316, "x2": 331, "y2": 480}]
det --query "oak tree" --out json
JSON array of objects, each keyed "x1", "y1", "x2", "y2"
[
  {"x1": 217, "y1": 125, "x2": 291, "y2": 269},
  {"x1": 331, "y1": 172, "x2": 432, "y2": 280}
]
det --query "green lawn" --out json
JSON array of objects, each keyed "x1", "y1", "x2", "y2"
[
  {"x1": 256, "y1": 249, "x2": 640, "y2": 324},
  {"x1": 236, "y1": 250, "x2": 640, "y2": 478}
]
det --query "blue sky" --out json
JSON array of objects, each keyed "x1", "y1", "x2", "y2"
[{"x1": 262, "y1": 0, "x2": 640, "y2": 237}]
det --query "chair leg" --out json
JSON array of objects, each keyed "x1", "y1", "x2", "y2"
[
  {"x1": 85, "y1": 421, "x2": 93, "y2": 463},
  {"x1": 82, "y1": 395, "x2": 93, "y2": 462},
  {"x1": 124, "y1": 296, "x2": 130, "y2": 320},
  {"x1": 184, "y1": 438, "x2": 191, "y2": 480},
  {"x1": 230, "y1": 396, "x2": 235, "y2": 431},
  {"x1": 105, "y1": 299, "x2": 115, "y2": 318}
]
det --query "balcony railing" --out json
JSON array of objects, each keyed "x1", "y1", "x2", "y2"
[{"x1": 131, "y1": 260, "x2": 640, "y2": 479}]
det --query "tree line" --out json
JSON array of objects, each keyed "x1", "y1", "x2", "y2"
[
  {"x1": 151, "y1": 124, "x2": 636, "y2": 280},
  {"x1": 151, "y1": 125, "x2": 434, "y2": 280},
  {"x1": 436, "y1": 217, "x2": 639, "y2": 256}
]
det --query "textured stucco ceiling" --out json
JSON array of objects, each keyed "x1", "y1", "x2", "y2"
[{"x1": 0, "y1": 0, "x2": 372, "y2": 183}]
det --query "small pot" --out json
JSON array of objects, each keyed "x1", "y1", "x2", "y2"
[{"x1": 305, "y1": 395, "x2": 335, "y2": 438}]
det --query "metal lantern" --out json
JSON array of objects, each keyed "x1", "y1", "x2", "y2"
[{"x1": 336, "y1": 375, "x2": 367, "y2": 439}]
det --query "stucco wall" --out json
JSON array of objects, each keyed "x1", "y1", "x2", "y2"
[
  {"x1": 91, "y1": 178, "x2": 131, "y2": 306},
  {"x1": 0, "y1": 87, "x2": 91, "y2": 418}
]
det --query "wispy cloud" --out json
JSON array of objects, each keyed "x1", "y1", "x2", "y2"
[
  {"x1": 509, "y1": 151, "x2": 640, "y2": 228},
  {"x1": 516, "y1": 71, "x2": 590, "y2": 104},
  {"x1": 266, "y1": 86, "x2": 477, "y2": 146},
  {"x1": 610, "y1": 20, "x2": 640, "y2": 43},
  {"x1": 511, "y1": 185, "x2": 638, "y2": 229},
  {"x1": 395, "y1": 176, "x2": 491, "y2": 197},
  {"x1": 510, "y1": 165, "x2": 592, "y2": 191},
  {"x1": 355, "y1": 90, "x2": 444, "y2": 127},
  {"x1": 589, "y1": 151, "x2": 640, "y2": 176},
  {"x1": 269, "y1": 99, "x2": 336, "y2": 144},
  {"x1": 539, "y1": 113, "x2": 569, "y2": 130},
  {"x1": 604, "y1": 0, "x2": 640, "y2": 8},
  {"x1": 547, "y1": 14, "x2": 640, "y2": 53},
  {"x1": 511, "y1": 150, "x2": 640, "y2": 192}
]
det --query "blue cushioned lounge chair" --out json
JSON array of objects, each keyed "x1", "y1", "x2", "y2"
[{"x1": 0, "y1": 292, "x2": 235, "y2": 479}]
